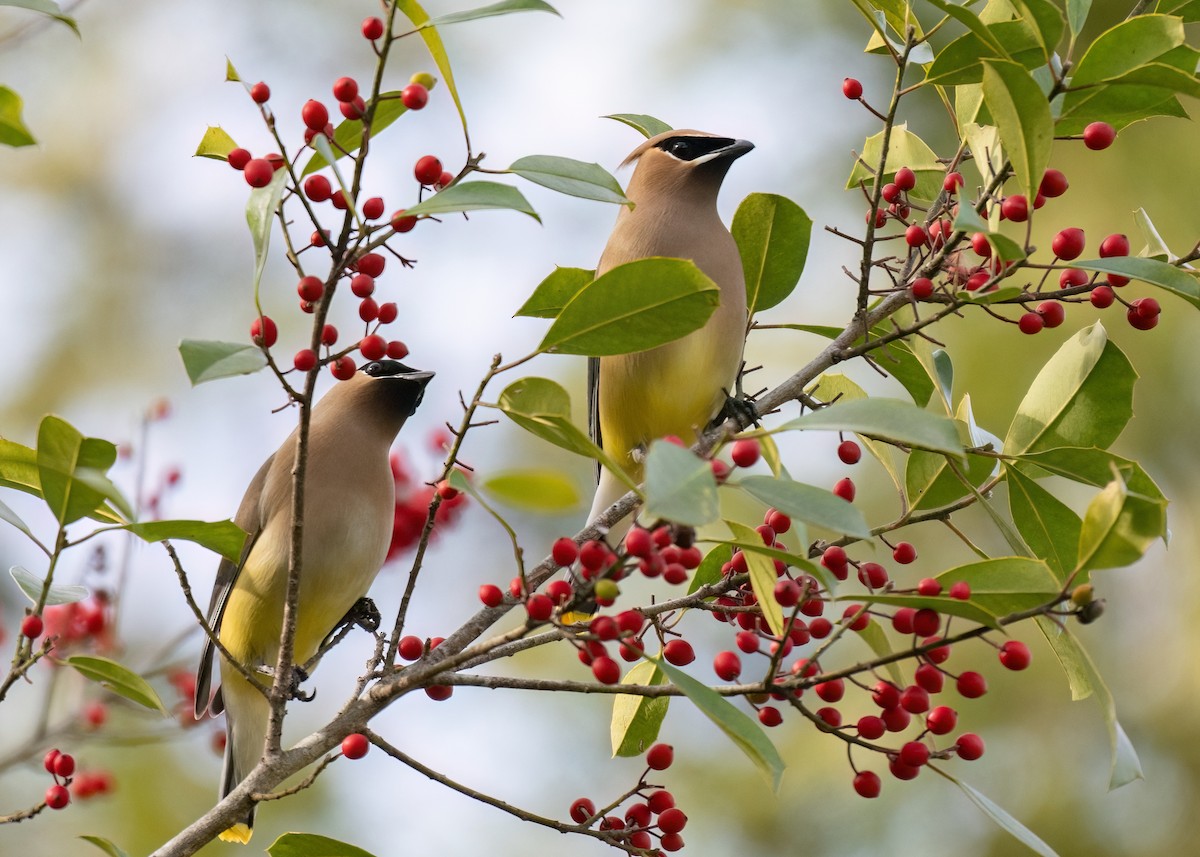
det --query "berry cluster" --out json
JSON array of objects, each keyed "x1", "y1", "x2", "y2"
[
  {"x1": 569, "y1": 743, "x2": 689, "y2": 853},
  {"x1": 385, "y1": 447, "x2": 469, "y2": 561},
  {"x1": 841, "y1": 78, "x2": 1162, "y2": 335},
  {"x1": 20, "y1": 593, "x2": 113, "y2": 657}
]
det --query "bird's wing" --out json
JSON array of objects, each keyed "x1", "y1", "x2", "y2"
[
  {"x1": 587, "y1": 355, "x2": 602, "y2": 482},
  {"x1": 193, "y1": 454, "x2": 273, "y2": 718}
]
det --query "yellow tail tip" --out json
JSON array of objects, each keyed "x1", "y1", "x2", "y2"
[
  {"x1": 559, "y1": 611, "x2": 593, "y2": 626},
  {"x1": 218, "y1": 823, "x2": 253, "y2": 844}
]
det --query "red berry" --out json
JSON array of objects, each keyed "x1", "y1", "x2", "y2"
[
  {"x1": 249, "y1": 82, "x2": 270, "y2": 104},
  {"x1": 362, "y1": 16, "x2": 384, "y2": 40},
  {"x1": 546, "y1": 580, "x2": 574, "y2": 606},
  {"x1": 917, "y1": 578, "x2": 941, "y2": 596},
  {"x1": 425, "y1": 685, "x2": 453, "y2": 701},
  {"x1": 899, "y1": 741, "x2": 930, "y2": 767},
  {"x1": 1059, "y1": 268, "x2": 1089, "y2": 289},
  {"x1": 1039, "y1": 168, "x2": 1069, "y2": 198},
  {"x1": 359, "y1": 298, "x2": 379, "y2": 323},
  {"x1": 414, "y1": 155, "x2": 444, "y2": 185},
  {"x1": 900, "y1": 684, "x2": 930, "y2": 714},
  {"x1": 331, "y1": 356, "x2": 356, "y2": 381},
  {"x1": 243, "y1": 158, "x2": 275, "y2": 188},
  {"x1": 402, "y1": 83, "x2": 429, "y2": 110},
  {"x1": 894, "y1": 167, "x2": 916, "y2": 191},
  {"x1": 999, "y1": 639, "x2": 1031, "y2": 670},
  {"x1": 966, "y1": 271, "x2": 990, "y2": 291},
  {"x1": 320, "y1": 324, "x2": 338, "y2": 346},
  {"x1": 857, "y1": 714, "x2": 886, "y2": 740},
  {"x1": 1037, "y1": 300, "x2": 1065, "y2": 328},
  {"x1": 646, "y1": 742, "x2": 674, "y2": 771},
  {"x1": 867, "y1": 208, "x2": 887, "y2": 228},
  {"x1": 657, "y1": 639, "x2": 697, "y2": 670},
  {"x1": 949, "y1": 580, "x2": 971, "y2": 600},
  {"x1": 377, "y1": 302, "x2": 398, "y2": 324},
  {"x1": 956, "y1": 732, "x2": 985, "y2": 760},
  {"x1": 349, "y1": 273, "x2": 375, "y2": 298},
  {"x1": 391, "y1": 210, "x2": 418, "y2": 233},
  {"x1": 525, "y1": 594, "x2": 553, "y2": 621},
  {"x1": 1127, "y1": 301, "x2": 1160, "y2": 330},
  {"x1": 250, "y1": 316, "x2": 277, "y2": 348},
  {"x1": 301, "y1": 176, "x2": 330, "y2": 204},
  {"x1": 1083, "y1": 121, "x2": 1116, "y2": 151},
  {"x1": 330, "y1": 189, "x2": 349, "y2": 211},
  {"x1": 853, "y1": 770, "x2": 882, "y2": 798},
  {"x1": 398, "y1": 635, "x2": 424, "y2": 660},
  {"x1": 54, "y1": 752, "x2": 76, "y2": 778},
  {"x1": 44, "y1": 748, "x2": 61, "y2": 773},
  {"x1": 1099, "y1": 233, "x2": 1130, "y2": 258},
  {"x1": 970, "y1": 232, "x2": 992, "y2": 258},
  {"x1": 21, "y1": 614, "x2": 43, "y2": 639},
  {"x1": 735, "y1": 630, "x2": 759, "y2": 654},
  {"x1": 591, "y1": 656, "x2": 620, "y2": 684},
  {"x1": 227, "y1": 148, "x2": 251, "y2": 171},
  {"x1": 927, "y1": 705, "x2": 958, "y2": 735},
  {"x1": 359, "y1": 334, "x2": 387, "y2": 361},
  {"x1": 943, "y1": 172, "x2": 964, "y2": 193},
  {"x1": 915, "y1": 662, "x2": 944, "y2": 694},
  {"x1": 902, "y1": 224, "x2": 926, "y2": 248},
  {"x1": 341, "y1": 733, "x2": 369, "y2": 759},
  {"x1": 310, "y1": 229, "x2": 329, "y2": 247},
  {"x1": 1090, "y1": 284, "x2": 1116, "y2": 308},
  {"x1": 858, "y1": 562, "x2": 888, "y2": 589},
  {"x1": 774, "y1": 579, "x2": 802, "y2": 607},
  {"x1": 956, "y1": 671, "x2": 987, "y2": 698},
  {"x1": 657, "y1": 806, "x2": 688, "y2": 835},
  {"x1": 833, "y1": 477, "x2": 855, "y2": 502},
  {"x1": 295, "y1": 275, "x2": 323, "y2": 303},
  {"x1": 332, "y1": 76, "x2": 358, "y2": 103},
  {"x1": 1018, "y1": 312, "x2": 1044, "y2": 335},
  {"x1": 340, "y1": 97, "x2": 366, "y2": 120},
  {"x1": 892, "y1": 542, "x2": 916, "y2": 564},
  {"x1": 911, "y1": 276, "x2": 934, "y2": 299},
  {"x1": 758, "y1": 706, "x2": 783, "y2": 727},
  {"x1": 842, "y1": 77, "x2": 863, "y2": 99},
  {"x1": 437, "y1": 170, "x2": 455, "y2": 189},
  {"x1": 570, "y1": 797, "x2": 596, "y2": 824},
  {"x1": 892, "y1": 607, "x2": 916, "y2": 635},
  {"x1": 356, "y1": 252, "x2": 386, "y2": 277},
  {"x1": 301, "y1": 100, "x2": 329, "y2": 132},
  {"x1": 549, "y1": 538, "x2": 577, "y2": 567},
  {"x1": 815, "y1": 678, "x2": 845, "y2": 703},
  {"x1": 730, "y1": 438, "x2": 761, "y2": 467},
  {"x1": 362, "y1": 196, "x2": 385, "y2": 220},
  {"x1": 912, "y1": 608, "x2": 940, "y2": 638},
  {"x1": 871, "y1": 680, "x2": 901, "y2": 709},
  {"x1": 882, "y1": 182, "x2": 901, "y2": 204},
  {"x1": 713, "y1": 650, "x2": 742, "y2": 681},
  {"x1": 1000, "y1": 195, "x2": 1029, "y2": 222},
  {"x1": 765, "y1": 508, "x2": 791, "y2": 534},
  {"x1": 478, "y1": 584, "x2": 503, "y2": 608},
  {"x1": 83, "y1": 701, "x2": 107, "y2": 728},
  {"x1": 889, "y1": 756, "x2": 920, "y2": 780},
  {"x1": 45, "y1": 784, "x2": 70, "y2": 809},
  {"x1": 385, "y1": 340, "x2": 408, "y2": 360}
]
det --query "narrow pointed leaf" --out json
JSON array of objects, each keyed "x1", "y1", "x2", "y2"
[
  {"x1": 925, "y1": 0, "x2": 1010, "y2": 56},
  {"x1": 193, "y1": 126, "x2": 238, "y2": 160},
  {"x1": 981, "y1": 60, "x2": 1052, "y2": 201},
  {"x1": 688, "y1": 543, "x2": 732, "y2": 594},
  {"x1": 780, "y1": 398, "x2": 962, "y2": 457},
  {"x1": 397, "y1": 0, "x2": 469, "y2": 147},
  {"x1": 793, "y1": 330, "x2": 934, "y2": 408},
  {"x1": 732, "y1": 193, "x2": 811, "y2": 315},
  {"x1": 267, "y1": 833, "x2": 378, "y2": 857},
  {"x1": 603, "y1": 114, "x2": 672, "y2": 138},
  {"x1": 79, "y1": 836, "x2": 132, "y2": 857},
  {"x1": 538, "y1": 258, "x2": 718, "y2": 356},
  {"x1": 425, "y1": 0, "x2": 559, "y2": 27},
  {"x1": 938, "y1": 771, "x2": 1061, "y2": 857},
  {"x1": 737, "y1": 475, "x2": 871, "y2": 539},
  {"x1": 1015, "y1": 447, "x2": 1164, "y2": 498},
  {"x1": 0, "y1": 86, "x2": 36, "y2": 147},
  {"x1": 10, "y1": 565, "x2": 89, "y2": 606},
  {"x1": 728, "y1": 521, "x2": 785, "y2": 636},
  {"x1": 1073, "y1": 257, "x2": 1200, "y2": 309},
  {"x1": 515, "y1": 267, "x2": 594, "y2": 318},
  {"x1": 1066, "y1": 0, "x2": 1091, "y2": 40},
  {"x1": 400, "y1": 181, "x2": 539, "y2": 220},
  {"x1": 0, "y1": 497, "x2": 34, "y2": 540},
  {"x1": 246, "y1": 167, "x2": 288, "y2": 300},
  {"x1": 119, "y1": 520, "x2": 248, "y2": 564},
  {"x1": 66, "y1": 655, "x2": 169, "y2": 715},
  {"x1": 480, "y1": 469, "x2": 580, "y2": 512},
  {"x1": 1075, "y1": 476, "x2": 1168, "y2": 575},
  {"x1": 179, "y1": 339, "x2": 268, "y2": 385},
  {"x1": 654, "y1": 656, "x2": 785, "y2": 791},
  {"x1": 507, "y1": 155, "x2": 628, "y2": 205},
  {"x1": 1004, "y1": 323, "x2": 1135, "y2": 455},
  {"x1": 611, "y1": 660, "x2": 670, "y2": 756},
  {"x1": 1004, "y1": 464, "x2": 1081, "y2": 581},
  {"x1": 1133, "y1": 207, "x2": 1175, "y2": 261},
  {"x1": 644, "y1": 440, "x2": 718, "y2": 526},
  {"x1": 2, "y1": 0, "x2": 77, "y2": 35}
]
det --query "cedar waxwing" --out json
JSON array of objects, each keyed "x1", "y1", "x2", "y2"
[
  {"x1": 587, "y1": 130, "x2": 753, "y2": 528},
  {"x1": 194, "y1": 360, "x2": 434, "y2": 843}
]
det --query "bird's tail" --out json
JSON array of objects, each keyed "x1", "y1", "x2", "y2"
[{"x1": 216, "y1": 676, "x2": 270, "y2": 844}]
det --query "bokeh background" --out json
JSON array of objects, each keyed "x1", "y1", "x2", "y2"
[{"x1": 1, "y1": 1, "x2": 1198, "y2": 854}]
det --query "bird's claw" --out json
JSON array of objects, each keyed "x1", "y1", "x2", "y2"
[{"x1": 344, "y1": 597, "x2": 382, "y2": 633}]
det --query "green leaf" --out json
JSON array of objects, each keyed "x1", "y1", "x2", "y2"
[
  {"x1": 1076, "y1": 473, "x2": 1168, "y2": 576},
  {"x1": 246, "y1": 167, "x2": 288, "y2": 301},
  {"x1": 514, "y1": 267, "x2": 594, "y2": 318},
  {"x1": 396, "y1": 0, "x2": 469, "y2": 148},
  {"x1": 643, "y1": 440, "x2": 718, "y2": 527},
  {"x1": 0, "y1": 497, "x2": 33, "y2": 540},
  {"x1": 737, "y1": 475, "x2": 871, "y2": 539},
  {"x1": 1037, "y1": 626, "x2": 1143, "y2": 789},
  {"x1": 1066, "y1": 0, "x2": 1092, "y2": 42},
  {"x1": 1004, "y1": 464, "x2": 1081, "y2": 581},
  {"x1": 1068, "y1": 14, "x2": 1185, "y2": 88},
  {"x1": 266, "y1": 832, "x2": 378, "y2": 857},
  {"x1": 119, "y1": 519, "x2": 248, "y2": 564},
  {"x1": 611, "y1": 660, "x2": 670, "y2": 757},
  {"x1": 37, "y1": 416, "x2": 132, "y2": 525},
  {"x1": 906, "y1": 446, "x2": 995, "y2": 512},
  {"x1": 788, "y1": 328, "x2": 934, "y2": 408},
  {"x1": 538, "y1": 258, "x2": 718, "y2": 356},
  {"x1": 0, "y1": 86, "x2": 36, "y2": 147},
  {"x1": 399, "y1": 181, "x2": 539, "y2": 221},
  {"x1": 507, "y1": 155, "x2": 628, "y2": 205},
  {"x1": 479, "y1": 469, "x2": 580, "y2": 512},
  {"x1": 497, "y1": 378, "x2": 636, "y2": 491},
  {"x1": 224, "y1": 57, "x2": 241, "y2": 82},
  {"x1": 935, "y1": 557, "x2": 1060, "y2": 616},
  {"x1": 938, "y1": 771, "x2": 1061, "y2": 857},
  {"x1": 1015, "y1": 447, "x2": 1164, "y2": 499},
  {"x1": 179, "y1": 339, "x2": 268, "y2": 385},
  {"x1": 653, "y1": 656, "x2": 785, "y2": 791},
  {"x1": 10, "y1": 565, "x2": 89, "y2": 606},
  {"x1": 1158, "y1": 0, "x2": 1200, "y2": 21},
  {"x1": 1, "y1": 0, "x2": 78, "y2": 35},
  {"x1": 79, "y1": 835, "x2": 133, "y2": 857},
  {"x1": 846, "y1": 123, "x2": 943, "y2": 200},
  {"x1": 425, "y1": 0, "x2": 559, "y2": 27},
  {"x1": 1010, "y1": 0, "x2": 1066, "y2": 62},
  {"x1": 732, "y1": 193, "x2": 811, "y2": 315},
  {"x1": 603, "y1": 113, "x2": 673, "y2": 138},
  {"x1": 300, "y1": 89, "x2": 430, "y2": 176},
  {"x1": 727, "y1": 521, "x2": 785, "y2": 637},
  {"x1": 854, "y1": 618, "x2": 904, "y2": 686},
  {"x1": 65, "y1": 655, "x2": 169, "y2": 715},
  {"x1": 688, "y1": 543, "x2": 732, "y2": 594},
  {"x1": 809, "y1": 374, "x2": 905, "y2": 496},
  {"x1": 1073, "y1": 256, "x2": 1200, "y2": 309},
  {"x1": 981, "y1": 60, "x2": 1053, "y2": 201},
  {"x1": 1004, "y1": 323, "x2": 1135, "y2": 455},
  {"x1": 843, "y1": 591, "x2": 1002, "y2": 629},
  {"x1": 1133, "y1": 207, "x2": 1176, "y2": 261},
  {"x1": 952, "y1": 207, "x2": 1027, "y2": 262},
  {"x1": 778, "y1": 397, "x2": 963, "y2": 457},
  {"x1": 0, "y1": 437, "x2": 39, "y2": 496},
  {"x1": 925, "y1": 0, "x2": 1010, "y2": 56},
  {"x1": 193, "y1": 126, "x2": 238, "y2": 160}
]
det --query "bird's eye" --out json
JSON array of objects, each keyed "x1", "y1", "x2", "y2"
[{"x1": 668, "y1": 140, "x2": 692, "y2": 158}]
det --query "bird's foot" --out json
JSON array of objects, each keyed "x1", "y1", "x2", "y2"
[
  {"x1": 712, "y1": 393, "x2": 759, "y2": 432},
  {"x1": 254, "y1": 664, "x2": 315, "y2": 702},
  {"x1": 342, "y1": 597, "x2": 382, "y2": 633}
]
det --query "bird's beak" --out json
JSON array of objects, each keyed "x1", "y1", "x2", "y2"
[{"x1": 695, "y1": 139, "x2": 755, "y2": 166}]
